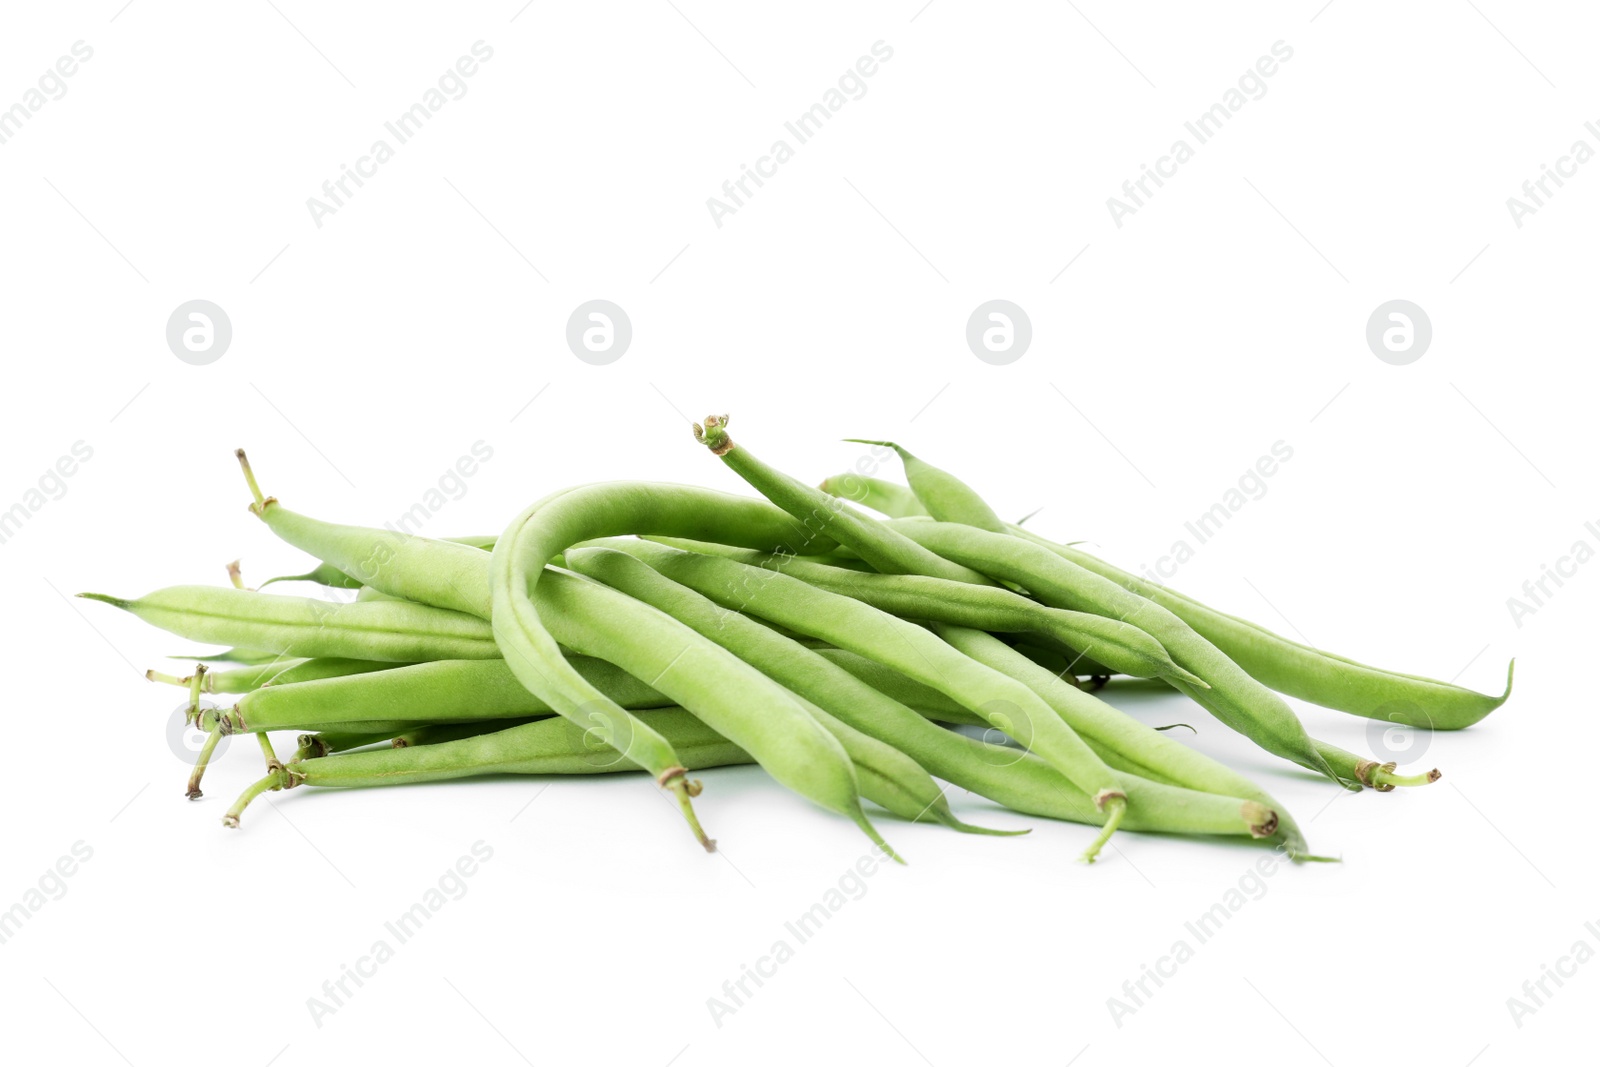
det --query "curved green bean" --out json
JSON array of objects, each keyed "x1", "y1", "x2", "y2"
[
  {"x1": 843, "y1": 440, "x2": 1004, "y2": 532},
  {"x1": 592, "y1": 538, "x2": 1133, "y2": 861},
  {"x1": 817, "y1": 472, "x2": 930, "y2": 519},
  {"x1": 565, "y1": 544, "x2": 1017, "y2": 837},
  {"x1": 1033, "y1": 535, "x2": 1512, "y2": 730},
  {"x1": 695, "y1": 416, "x2": 990, "y2": 585},
  {"x1": 493, "y1": 487, "x2": 890, "y2": 855}
]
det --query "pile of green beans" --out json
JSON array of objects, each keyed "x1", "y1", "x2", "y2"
[{"x1": 82, "y1": 424, "x2": 1511, "y2": 866}]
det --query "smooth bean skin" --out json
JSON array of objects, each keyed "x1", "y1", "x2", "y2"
[
  {"x1": 632, "y1": 541, "x2": 1203, "y2": 687},
  {"x1": 232, "y1": 656, "x2": 671, "y2": 732},
  {"x1": 388, "y1": 719, "x2": 544, "y2": 748},
  {"x1": 288, "y1": 709, "x2": 753, "y2": 788},
  {"x1": 569, "y1": 544, "x2": 1276, "y2": 840},
  {"x1": 523, "y1": 566, "x2": 891, "y2": 849},
  {"x1": 565, "y1": 545, "x2": 1013, "y2": 835},
  {"x1": 1036, "y1": 536, "x2": 1513, "y2": 729},
  {"x1": 813, "y1": 649, "x2": 987, "y2": 725},
  {"x1": 257, "y1": 479, "x2": 840, "y2": 622},
  {"x1": 259, "y1": 537, "x2": 497, "y2": 591},
  {"x1": 695, "y1": 416, "x2": 991, "y2": 585},
  {"x1": 817, "y1": 472, "x2": 930, "y2": 519},
  {"x1": 250, "y1": 501, "x2": 497, "y2": 618},
  {"x1": 490, "y1": 484, "x2": 880, "y2": 846},
  {"x1": 597, "y1": 540, "x2": 1128, "y2": 816},
  {"x1": 927, "y1": 737, "x2": 1274, "y2": 837},
  {"x1": 936, "y1": 626, "x2": 1296, "y2": 849},
  {"x1": 248, "y1": 482, "x2": 882, "y2": 845},
  {"x1": 81, "y1": 587, "x2": 500, "y2": 663},
  {"x1": 843, "y1": 440, "x2": 1005, "y2": 532},
  {"x1": 879, "y1": 520, "x2": 1348, "y2": 785}
]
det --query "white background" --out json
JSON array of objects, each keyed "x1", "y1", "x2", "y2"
[{"x1": 1, "y1": 2, "x2": 1595, "y2": 1064}]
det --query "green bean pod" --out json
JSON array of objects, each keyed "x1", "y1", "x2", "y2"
[
  {"x1": 631, "y1": 541, "x2": 1204, "y2": 687},
  {"x1": 596, "y1": 538, "x2": 1132, "y2": 860},
  {"x1": 816, "y1": 472, "x2": 931, "y2": 519},
  {"x1": 1035, "y1": 536, "x2": 1512, "y2": 730},
  {"x1": 695, "y1": 416, "x2": 990, "y2": 584},
  {"x1": 879, "y1": 520, "x2": 1356, "y2": 786},
  {"x1": 487, "y1": 483, "x2": 888, "y2": 851},
  {"x1": 244, "y1": 710, "x2": 754, "y2": 807},
  {"x1": 565, "y1": 545, "x2": 1017, "y2": 836},
  {"x1": 842, "y1": 440, "x2": 1005, "y2": 532},
  {"x1": 935, "y1": 626, "x2": 1300, "y2": 851},
  {"x1": 80, "y1": 587, "x2": 499, "y2": 662},
  {"x1": 226, "y1": 656, "x2": 669, "y2": 733}
]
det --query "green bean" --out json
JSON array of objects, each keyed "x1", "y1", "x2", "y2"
[
  {"x1": 80, "y1": 587, "x2": 499, "y2": 662},
  {"x1": 935, "y1": 626, "x2": 1301, "y2": 851},
  {"x1": 240, "y1": 451, "x2": 841, "y2": 620},
  {"x1": 924, "y1": 736, "x2": 1277, "y2": 837},
  {"x1": 811, "y1": 649, "x2": 987, "y2": 725},
  {"x1": 495, "y1": 502, "x2": 891, "y2": 855},
  {"x1": 147, "y1": 657, "x2": 394, "y2": 694},
  {"x1": 1032, "y1": 536, "x2": 1512, "y2": 730},
  {"x1": 259, "y1": 536, "x2": 497, "y2": 590},
  {"x1": 594, "y1": 538, "x2": 1132, "y2": 861},
  {"x1": 881, "y1": 520, "x2": 1392, "y2": 788},
  {"x1": 218, "y1": 656, "x2": 670, "y2": 734},
  {"x1": 623, "y1": 541, "x2": 1204, "y2": 687},
  {"x1": 817, "y1": 472, "x2": 930, "y2": 519},
  {"x1": 482, "y1": 483, "x2": 854, "y2": 845},
  {"x1": 234, "y1": 471, "x2": 888, "y2": 851},
  {"x1": 224, "y1": 709, "x2": 756, "y2": 827},
  {"x1": 237, "y1": 451, "x2": 497, "y2": 617},
  {"x1": 842, "y1": 440, "x2": 1004, "y2": 532},
  {"x1": 694, "y1": 416, "x2": 990, "y2": 584},
  {"x1": 388, "y1": 720, "x2": 544, "y2": 748},
  {"x1": 565, "y1": 544, "x2": 1018, "y2": 837}
]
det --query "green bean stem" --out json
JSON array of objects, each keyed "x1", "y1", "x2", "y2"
[{"x1": 695, "y1": 416, "x2": 990, "y2": 585}]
